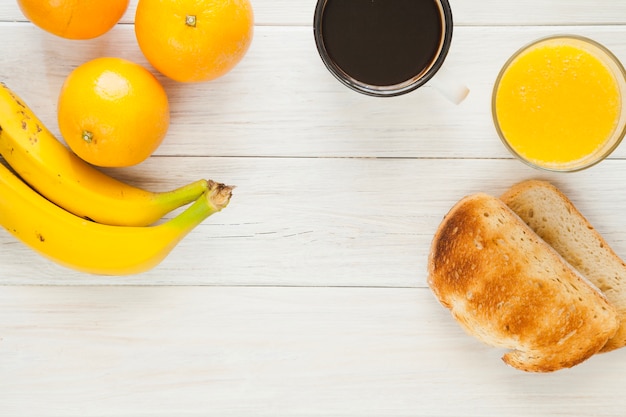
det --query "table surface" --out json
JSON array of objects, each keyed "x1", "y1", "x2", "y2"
[{"x1": 3, "y1": 1, "x2": 626, "y2": 416}]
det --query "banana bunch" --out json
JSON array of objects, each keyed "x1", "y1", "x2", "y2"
[{"x1": 0, "y1": 82, "x2": 233, "y2": 275}]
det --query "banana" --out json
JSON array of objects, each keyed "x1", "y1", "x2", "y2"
[
  {"x1": 0, "y1": 158, "x2": 232, "y2": 275},
  {"x1": 0, "y1": 82, "x2": 208, "y2": 226}
]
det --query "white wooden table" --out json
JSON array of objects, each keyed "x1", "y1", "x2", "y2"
[{"x1": 3, "y1": 1, "x2": 626, "y2": 415}]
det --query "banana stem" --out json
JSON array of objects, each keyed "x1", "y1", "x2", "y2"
[
  {"x1": 156, "y1": 179, "x2": 210, "y2": 212},
  {"x1": 164, "y1": 180, "x2": 233, "y2": 233}
]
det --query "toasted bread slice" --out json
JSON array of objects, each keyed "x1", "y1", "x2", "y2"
[
  {"x1": 501, "y1": 180, "x2": 626, "y2": 352},
  {"x1": 428, "y1": 193, "x2": 619, "y2": 372}
]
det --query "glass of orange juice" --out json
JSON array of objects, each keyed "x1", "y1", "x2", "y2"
[{"x1": 492, "y1": 35, "x2": 626, "y2": 172}]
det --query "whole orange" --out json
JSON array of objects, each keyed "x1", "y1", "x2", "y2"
[
  {"x1": 134, "y1": 0, "x2": 254, "y2": 83},
  {"x1": 57, "y1": 57, "x2": 170, "y2": 167},
  {"x1": 17, "y1": 0, "x2": 129, "y2": 40}
]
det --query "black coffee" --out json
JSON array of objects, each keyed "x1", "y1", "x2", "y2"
[{"x1": 320, "y1": 0, "x2": 444, "y2": 86}]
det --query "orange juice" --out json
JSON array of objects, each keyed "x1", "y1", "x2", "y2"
[{"x1": 493, "y1": 36, "x2": 626, "y2": 171}]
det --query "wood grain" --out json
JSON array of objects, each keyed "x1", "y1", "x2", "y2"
[
  {"x1": 3, "y1": 24, "x2": 626, "y2": 159},
  {"x1": 1, "y1": 158, "x2": 626, "y2": 286},
  {"x1": 4, "y1": 0, "x2": 626, "y2": 26},
  {"x1": 2, "y1": 286, "x2": 626, "y2": 417}
]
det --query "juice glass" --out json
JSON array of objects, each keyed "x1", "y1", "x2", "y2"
[{"x1": 492, "y1": 35, "x2": 626, "y2": 172}]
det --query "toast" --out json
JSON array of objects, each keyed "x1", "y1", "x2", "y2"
[
  {"x1": 428, "y1": 193, "x2": 619, "y2": 372},
  {"x1": 501, "y1": 180, "x2": 626, "y2": 352}
]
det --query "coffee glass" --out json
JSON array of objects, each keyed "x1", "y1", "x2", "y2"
[
  {"x1": 492, "y1": 35, "x2": 626, "y2": 172},
  {"x1": 313, "y1": 0, "x2": 468, "y2": 103}
]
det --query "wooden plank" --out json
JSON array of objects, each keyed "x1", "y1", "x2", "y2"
[
  {"x1": 3, "y1": 0, "x2": 626, "y2": 26},
  {"x1": 2, "y1": 157, "x2": 626, "y2": 286},
  {"x1": 1, "y1": 285, "x2": 626, "y2": 417},
  {"x1": 2, "y1": 24, "x2": 626, "y2": 159}
]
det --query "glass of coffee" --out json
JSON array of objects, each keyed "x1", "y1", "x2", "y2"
[{"x1": 313, "y1": 0, "x2": 467, "y2": 103}]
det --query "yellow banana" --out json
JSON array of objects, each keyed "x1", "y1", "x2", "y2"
[
  {"x1": 0, "y1": 159, "x2": 232, "y2": 275},
  {"x1": 0, "y1": 82, "x2": 208, "y2": 226}
]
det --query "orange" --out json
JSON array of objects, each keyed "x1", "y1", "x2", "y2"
[
  {"x1": 134, "y1": 0, "x2": 254, "y2": 82},
  {"x1": 58, "y1": 57, "x2": 170, "y2": 167},
  {"x1": 17, "y1": 0, "x2": 130, "y2": 40}
]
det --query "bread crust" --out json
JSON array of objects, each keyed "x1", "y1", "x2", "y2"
[
  {"x1": 502, "y1": 179, "x2": 626, "y2": 352},
  {"x1": 428, "y1": 193, "x2": 619, "y2": 372}
]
